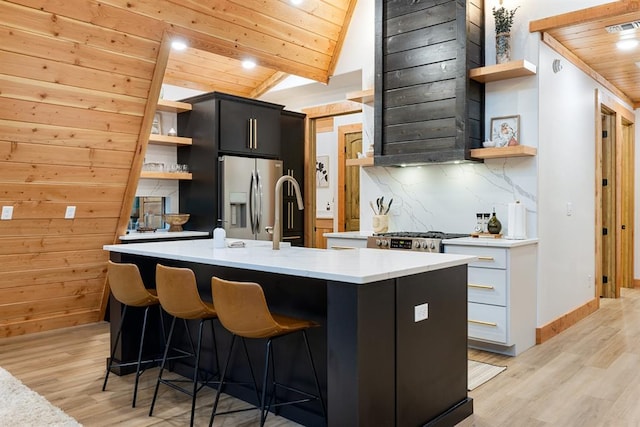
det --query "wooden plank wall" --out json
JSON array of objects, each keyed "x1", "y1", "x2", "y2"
[
  {"x1": 0, "y1": 0, "x2": 354, "y2": 338},
  {"x1": 0, "y1": 0, "x2": 160, "y2": 337}
]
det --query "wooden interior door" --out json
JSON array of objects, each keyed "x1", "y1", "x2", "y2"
[
  {"x1": 620, "y1": 120, "x2": 635, "y2": 288},
  {"x1": 601, "y1": 112, "x2": 616, "y2": 298},
  {"x1": 338, "y1": 124, "x2": 362, "y2": 232}
]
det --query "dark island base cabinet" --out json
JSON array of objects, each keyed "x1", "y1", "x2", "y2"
[{"x1": 108, "y1": 252, "x2": 472, "y2": 426}]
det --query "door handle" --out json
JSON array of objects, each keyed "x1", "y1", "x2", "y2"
[{"x1": 477, "y1": 256, "x2": 495, "y2": 261}]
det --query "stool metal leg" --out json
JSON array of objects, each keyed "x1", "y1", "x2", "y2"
[
  {"x1": 303, "y1": 330, "x2": 327, "y2": 421},
  {"x1": 131, "y1": 305, "x2": 151, "y2": 407},
  {"x1": 149, "y1": 316, "x2": 177, "y2": 417},
  {"x1": 210, "y1": 334, "x2": 236, "y2": 427},
  {"x1": 102, "y1": 304, "x2": 128, "y2": 393},
  {"x1": 259, "y1": 339, "x2": 274, "y2": 427}
]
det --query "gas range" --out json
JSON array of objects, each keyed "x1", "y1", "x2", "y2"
[{"x1": 366, "y1": 231, "x2": 470, "y2": 253}]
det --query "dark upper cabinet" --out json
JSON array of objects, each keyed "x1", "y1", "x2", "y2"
[
  {"x1": 374, "y1": 0, "x2": 484, "y2": 165},
  {"x1": 218, "y1": 95, "x2": 282, "y2": 158},
  {"x1": 280, "y1": 110, "x2": 306, "y2": 246}
]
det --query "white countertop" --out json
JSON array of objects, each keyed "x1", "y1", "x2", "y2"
[
  {"x1": 323, "y1": 231, "x2": 373, "y2": 240},
  {"x1": 104, "y1": 239, "x2": 476, "y2": 284},
  {"x1": 442, "y1": 237, "x2": 539, "y2": 248},
  {"x1": 119, "y1": 230, "x2": 210, "y2": 241}
]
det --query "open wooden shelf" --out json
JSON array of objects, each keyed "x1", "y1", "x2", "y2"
[
  {"x1": 469, "y1": 60, "x2": 537, "y2": 83},
  {"x1": 470, "y1": 145, "x2": 537, "y2": 159},
  {"x1": 148, "y1": 134, "x2": 192, "y2": 146},
  {"x1": 140, "y1": 171, "x2": 192, "y2": 180},
  {"x1": 346, "y1": 88, "x2": 374, "y2": 104},
  {"x1": 346, "y1": 157, "x2": 374, "y2": 167},
  {"x1": 156, "y1": 99, "x2": 192, "y2": 113}
]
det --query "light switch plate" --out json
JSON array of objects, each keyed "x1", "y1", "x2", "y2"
[
  {"x1": 65, "y1": 206, "x2": 76, "y2": 219},
  {"x1": 1, "y1": 206, "x2": 13, "y2": 220},
  {"x1": 414, "y1": 302, "x2": 429, "y2": 322}
]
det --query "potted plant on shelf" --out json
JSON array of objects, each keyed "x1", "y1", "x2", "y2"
[{"x1": 493, "y1": 6, "x2": 519, "y2": 64}]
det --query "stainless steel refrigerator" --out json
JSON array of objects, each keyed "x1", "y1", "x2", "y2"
[{"x1": 219, "y1": 155, "x2": 283, "y2": 240}]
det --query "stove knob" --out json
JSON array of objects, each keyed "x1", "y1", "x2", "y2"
[
  {"x1": 382, "y1": 239, "x2": 389, "y2": 247},
  {"x1": 376, "y1": 239, "x2": 383, "y2": 247},
  {"x1": 421, "y1": 241, "x2": 428, "y2": 249},
  {"x1": 413, "y1": 241, "x2": 421, "y2": 249},
  {"x1": 430, "y1": 242, "x2": 437, "y2": 250}
]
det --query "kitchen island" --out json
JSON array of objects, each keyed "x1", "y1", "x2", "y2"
[{"x1": 103, "y1": 239, "x2": 476, "y2": 427}]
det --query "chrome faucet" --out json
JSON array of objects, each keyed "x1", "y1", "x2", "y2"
[{"x1": 272, "y1": 175, "x2": 304, "y2": 250}]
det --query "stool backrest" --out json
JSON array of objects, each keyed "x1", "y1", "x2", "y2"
[
  {"x1": 155, "y1": 264, "x2": 215, "y2": 319},
  {"x1": 211, "y1": 277, "x2": 281, "y2": 339},
  {"x1": 107, "y1": 261, "x2": 158, "y2": 307}
]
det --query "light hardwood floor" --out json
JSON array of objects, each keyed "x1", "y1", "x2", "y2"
[{"x1": 2, "y1": 288, "x2": 640, "y2": 426}]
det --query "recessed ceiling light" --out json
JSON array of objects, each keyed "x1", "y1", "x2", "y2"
[
  {"x1": 242, "y1": 60, "x2": 256, "y2": 69},
  {"x1": 291, "y1": 0, "x2": 303, "y2": 5},
  {"x1": 171, "y1": 40, "x2": 188, "y2": 51},
  {"x1": 616, "y1": 39, "x2": 638, "y2": 50}
]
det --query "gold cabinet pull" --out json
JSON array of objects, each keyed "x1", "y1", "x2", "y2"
[
  {"x1": 477, "y1": 256, "x2": 495, "y2": 261},
  {"x1": 468, "y1": 319, "x2": 498, "y2": 327},
  {"x1": 330, "y1": 246, "x2": 357, "y2": 250},
  {"x1": 468, "y1": 283, "x2": 495, "y2": 290}
]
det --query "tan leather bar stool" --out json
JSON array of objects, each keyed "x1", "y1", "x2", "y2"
[
  {"x1": 149, "y1": 264, "x2": 220, "y2": 427},
  {"x1": 102, "y1": 260, "x2": 165, "y2": 408},
  {"x1": 209, "y1": 277, "x2": 326, "y2": 427}
]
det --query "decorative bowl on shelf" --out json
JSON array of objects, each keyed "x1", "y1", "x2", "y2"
[
  {"x1": 163, "y1": 213, "x2": 190, "y2": 232},
  {"x1": 482, "y1": 140, "x2": 496, "y2": 148}
]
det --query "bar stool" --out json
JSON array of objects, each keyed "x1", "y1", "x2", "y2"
[
  {"x1": 102, "y1": 260, "x2": 165, "y2": 408},
  {"x1": 149, "y1": 264, "x2": 220, "y2": 427},
  {"x1": 209, "y1": 277, "x2": 326, "y2": 427}
]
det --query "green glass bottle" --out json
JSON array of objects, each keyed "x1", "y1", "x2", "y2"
[{"x1": 487, "y1": 209, "x2": 502, "y2": 234}]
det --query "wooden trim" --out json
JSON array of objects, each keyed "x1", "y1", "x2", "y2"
[
  {"x1": 595, "y1": 89, "x2": 604, "y2": 300},
  {"x1": 302, "y1": 101, "x2": 362, "y2": 119},
  {"x1": 346, "y1": 157, "x2": 374, "y2": 166},
  {"x1": 536, "y1": 298, "x2": 599, "y2": 344},
  {"x1": 249, "y1": 71, "x2": 288, "y2": 99},
  {"x1": 542, "y1": 33, "x2": 634, "y2": 108},
  {"x1": 634, "y1": 279, "x2": 640, "y2": 288},
  {"x1": 470, "y1": 145, "x2": 536, "y2": 159},
  {"x1": 529, "y1": 2, "x2": 640, "y2": 33},
  {"x1": 99, "y1": 32, "x2": 172, "y2": 320}
]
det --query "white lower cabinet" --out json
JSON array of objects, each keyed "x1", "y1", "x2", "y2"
[{"x1": 444, "y1": 239, "x2": 538, "y2": 356}]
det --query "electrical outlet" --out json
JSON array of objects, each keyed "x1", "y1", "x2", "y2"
[
  {"x1": 566, "y1": 202, "x2": 573, "y2": 216},
  {"x1": 1, "y1": 206, "x2": 13, "y2": 220},
  {"x1": 65, "y1": 206, "x2": 76, "y2": 219}
]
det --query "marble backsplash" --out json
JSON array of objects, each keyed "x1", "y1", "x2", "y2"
[{"x1": 360, "y1": 157, "x2": 538, "y2": 237}]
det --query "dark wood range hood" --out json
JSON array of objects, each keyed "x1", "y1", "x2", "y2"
[{"x1": 374, "y1": 0, "x2": 485, "y2": 166}]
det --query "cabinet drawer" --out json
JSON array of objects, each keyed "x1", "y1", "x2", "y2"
[
  {"x1": 468, "y1": 302, "x2": 507, "y2": 344},
  {"x1": 468, "y1": 268, "x2": 507, "y2": 306},
  {"x1": 445, "y1": 245, "x2": 507, "y2": 269}
]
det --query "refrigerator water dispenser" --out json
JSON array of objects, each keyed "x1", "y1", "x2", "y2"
[{"x1": 229, "y1": 192, "x2": 247, "y2": 228}]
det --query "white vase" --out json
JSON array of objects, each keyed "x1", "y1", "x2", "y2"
[{"x1": 496, "y1": 32, "x2": 511, "y2": 64}]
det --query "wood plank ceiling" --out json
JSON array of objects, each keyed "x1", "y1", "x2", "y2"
[
  {"x1": 530, "y1": 0, "x2": 640, "y2": 108},
  {"x1": 0, "y1": 0, "x2": 356, "y2": 337}
]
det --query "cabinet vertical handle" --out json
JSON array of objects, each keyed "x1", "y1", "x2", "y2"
[
  {"x1": 477, "y1": 256, "x2": 495, "y2": 261},
  {"x1": 253, "y1": 118, "x2": 258, "y2": 149},
  {"x1": 248, "y1": 118, "x2": 254, "y2": 149}
]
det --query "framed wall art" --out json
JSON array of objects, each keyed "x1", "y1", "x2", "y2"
[
  {"x1": 490, "y1": 115, "x2": 520, "y2": 147},
  {"x1": 316, "y1": 155, "x2": 329, "y2": 188}
]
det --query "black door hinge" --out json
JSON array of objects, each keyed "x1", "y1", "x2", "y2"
[
  {"x1": 603, "y1": 227, "x2": 608, "y2": 235},
  {"x1": 603, "y1": 130, "x2": 608, "y2": 138},
  {"x1": 603, "y1": 276, "x2": 608, "y2": 284},
  {"x1": 603, "y1": 178, "x2": 608, "y2": 186}
]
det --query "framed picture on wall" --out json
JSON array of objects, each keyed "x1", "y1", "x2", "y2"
[
  {"x1": 316, "y1": 155, "x2": 329, "y2": 188},
  {"x1": 490, "y1": 115, "x2": 520, "y2": 147}
]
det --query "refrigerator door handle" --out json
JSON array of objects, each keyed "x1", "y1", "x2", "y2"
[
  {"x1": 256, "y1": 170, "x2": 263, "y2": 232},
  {"x1": 249, "y1": 170, "x2": 256, "y2": 234}
]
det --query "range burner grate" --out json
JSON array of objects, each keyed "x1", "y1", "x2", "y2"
[{"x1": 374, "y1": 231, "x2": 470, "y2": 239}]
